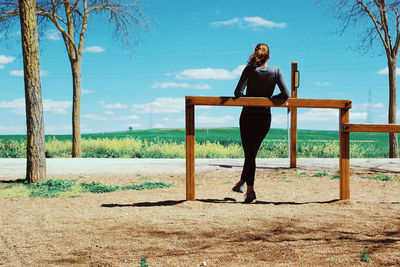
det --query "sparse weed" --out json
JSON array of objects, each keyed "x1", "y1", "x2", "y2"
[
  {"x1": 361, "y1": 174, "x2": 393, "y2": 181},
  {"x1": 330, "y1": 174, "x2": 340, "y2": 180},
  {"x1": 139, "y1": 258, "x2": 149, "y2": 267},
  {"x1": 0, "y1": 179, "x2": 173, "y2": 198},
  {"x1": 360, "y1": 249, "x2": 371, "y2": 262},
  {"x1": 313, "y1": 171, "x2": 329, "y2": 177}
]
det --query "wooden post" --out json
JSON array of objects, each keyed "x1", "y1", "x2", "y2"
[
  {"x1": 290, "y1": 62, "x2": 298, "y2": 168},
  {"x1": 339, "y1": 108, "x2": 350, "y2": 200},
  {"x1": 185, "y1": 100, "x2": 195, "y2": 201}
]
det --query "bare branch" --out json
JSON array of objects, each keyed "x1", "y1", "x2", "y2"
[
  {"x1": 355, "y1": 0, "x2": 390, "y2": 52},
  {"x1": 393, "y1": 5, "x2": 400, "y2": 56},
  {"x1": 77, "y1": 0, "x2": 88, "y2": 55},
  {"x1": 375, "y1": 0, "x2": 393, "y2": 54},
  {"x1": 36, "y1": 5, "x2": 67, "y2": 25}
]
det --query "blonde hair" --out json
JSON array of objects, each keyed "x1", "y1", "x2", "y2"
[{"x1": 248, "y1": 43, "x2": 270, "y2": 66}]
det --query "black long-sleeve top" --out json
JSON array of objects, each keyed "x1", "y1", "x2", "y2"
[{"x1": 234, "y1": 65, "x2": 290, "y2": 113}]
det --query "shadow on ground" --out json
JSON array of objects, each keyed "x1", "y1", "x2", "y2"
[{"x1": 101, "y1": 198, "x2": 340, "y2": 207}]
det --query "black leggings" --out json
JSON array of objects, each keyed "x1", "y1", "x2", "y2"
[{"x1": 239, "y1": 111, "x2": 271, "y2": 186}]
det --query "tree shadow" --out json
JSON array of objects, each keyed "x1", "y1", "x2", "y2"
[{"x1": 0, "y1": 178, "x2": 27, "y2": 184}]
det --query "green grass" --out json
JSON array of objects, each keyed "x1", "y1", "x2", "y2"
[
  {"x1": 312, "y1": 171, "x2": 329, "y2": 177},
  {"x1": 330, "y1": 174, "x2": 340, "y2": 180},
  {"x1": 361, "y1": 174, "x2": 393, "y2": 181},
  {"x1": 0, "y1": 179, "x2": 173, "y2": 198},
  {"x1": 139, "y1": 258, "x2": 149, "y2": 267},
  {"x1": 360, "y1": 249, "x2": 371, "y2": 262},
  {"x1": 0, "y1": 128, "x2": 397, "y2": 158}
]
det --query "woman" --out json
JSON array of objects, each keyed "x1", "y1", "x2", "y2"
[{"x1": 232, "y1": 43, "x2": 289, "y2": 203}]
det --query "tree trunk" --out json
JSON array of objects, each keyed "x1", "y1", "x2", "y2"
[
  {"x1": 387, "y1": 59, "x2": 398, "y2": 158},
  {"x1": 71, "y1": 59, "x2": 82, "y2": 157},
  {"x1": 19, "y1": 0, "x2": 46, "y2": 183}
]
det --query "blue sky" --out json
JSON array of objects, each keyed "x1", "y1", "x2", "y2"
[{"x1": 0, "y1": 0, "x2": 397, "y2": 134}]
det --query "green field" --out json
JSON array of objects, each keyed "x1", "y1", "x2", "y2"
[{"x1": 0, "y1": 128, "x2": 395, "y2": 158}]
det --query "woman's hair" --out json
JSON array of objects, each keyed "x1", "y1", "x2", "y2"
[{"x1": 248, "y1": 43, "x2": 270, "y2": 66}]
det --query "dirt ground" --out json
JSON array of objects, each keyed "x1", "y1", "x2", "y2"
[{"x1": 1, "y1": 168, "x2": 400, "y2": 267}]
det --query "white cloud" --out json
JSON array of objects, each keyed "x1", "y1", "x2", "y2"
[
  {"x1": 44, "y1": 30, "x2": 61, "y2": 41},
  {"x1": 298, "y1": 109, "x2": 338, "y2": 122},
  {"x1": 376, "y1": 67, "x2": 400, "y2": 75},
  {"x1": 0, "y1": 98, "x2": 71, "y2": 115},
  {"x1": 40, "y1": 70, "x2": 49, "y2": 76},
  {"x1": 83, "y1": 113, "x2": 139, "y2": 121},
  {"x1": 113, "y1": 115, "x2": 139, "y2": 121},
  {"x1": 11, "y1": 31, "x2": 21, "y2": 37},
  {"x1": 0, "y1": 125, "x2": 25, "y2": 134},
  {"x1": 210, "y1": 17, "x2": 286, "y2": 29},
  {"x1": 196, "y1": 115, "x2": 234, "y2": 124},
  {"x1": 295, "y1": 109, "x2": 368, "y2": 123},
  {"x1": 10, "y1": 70, "x2": 23, "y2": 76},
  {"x1": 0, "y1": 55, "x2": 15, "y2": 69},
  {"x1": 0, "y1": 98, "x2": 25, "y2": 114},
  {"x1": 243, "y1": 17, "x2": 286, "y2": 28},
  {"x1": 10, "y1": 70, "x2": 49, "y2": 77},
  {"x1": 193, "y1": 84, "x2": 211, "y2": 90},
  {"x1": 353, "y1": 102, "x2": 385, "y2": 110},
  {"x1": 313, "y1": 81, "x2": 330, "y2": 87},
  {"x1": 99, "y1": 101, "x2": 128, "y2": 109},
  {"x1": 82, "y1": 89, "x2": 94, "y2": 95},
  {"x1": 83, "y1": 114, "x2": 107, "y2": 121},
  {"x1": 132, "y1": 97, "x2": 185, "y2": 114},
  {"x1": 84, "y1": 46, "x2": 105, "y2": 53},
  {"x1": 43, "y1": 99, "x2": 72, "y2": 114},
  {"x1": 162, "y1": 117, "x2": 185, "y2": 123},
  {"x1": 210, "y1": 17, "x2": 240, "y2": 27},
  {"x1": 153, "y1": 123, "x2": 166, "y2": 128},
  {"x1": 45, "y1": 124, "x2": 71, "y2": 134},
  {"x1": 350, "y1": 112, "x2": 368, "y2": 121},
  {"x1": 152, "y1": 82, "x2": 211, "y2": 90},
  {"x1": 104, "y1": 111, "x2": 114, "y2": 115},
  {"x1": 152, "y1": 82, "x2": 191, "y2": 88},
  {"x1": 176, "y1": 65, "x2": 245, "y2": 80}
]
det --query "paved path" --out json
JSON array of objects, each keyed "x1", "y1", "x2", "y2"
[{"x1": 1, "y1": 158, "x2": 399, "y2": 178}]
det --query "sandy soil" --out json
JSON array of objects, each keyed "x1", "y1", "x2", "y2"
[{"x1": 1, "y1": 168, "x2": 400, "y2": 266}]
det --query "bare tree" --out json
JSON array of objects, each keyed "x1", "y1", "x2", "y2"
[
  {"x1": 19, "y1": 0, "x2": 47, "y2": 183},
  {"x1": 320, "y1": 0, "x2": 400, "y2": 157},
  {"x1": 1, "y1": 0, "x2": 149, "y2": 157}
]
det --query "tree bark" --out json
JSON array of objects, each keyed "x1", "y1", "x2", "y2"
[
  {"x1": 387, "y1": 58, "x2": 398, "y2": 158},
  {"x1": 19, "y1": 0, "x2": 46, "y2": 183},
  {"x1": 71, "y1": 59, "x2": 82, "y2": 157}
]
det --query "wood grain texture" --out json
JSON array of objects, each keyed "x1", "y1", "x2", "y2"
[
  {"x1": 185, "y1": 104, "x2": 195, "y2": 201},
  {"x1": 339, "y1": 109, "x2": 350, "y2": 200},
  {"x1": 290, "y1": 62, "x2": 298, "y2": 168},
  {"x1": 343, "y1": 123, "x2": 400, "y2": 133},
  {"x1": 186, "y1": 96, "x2": 352, "y2": 109}
]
